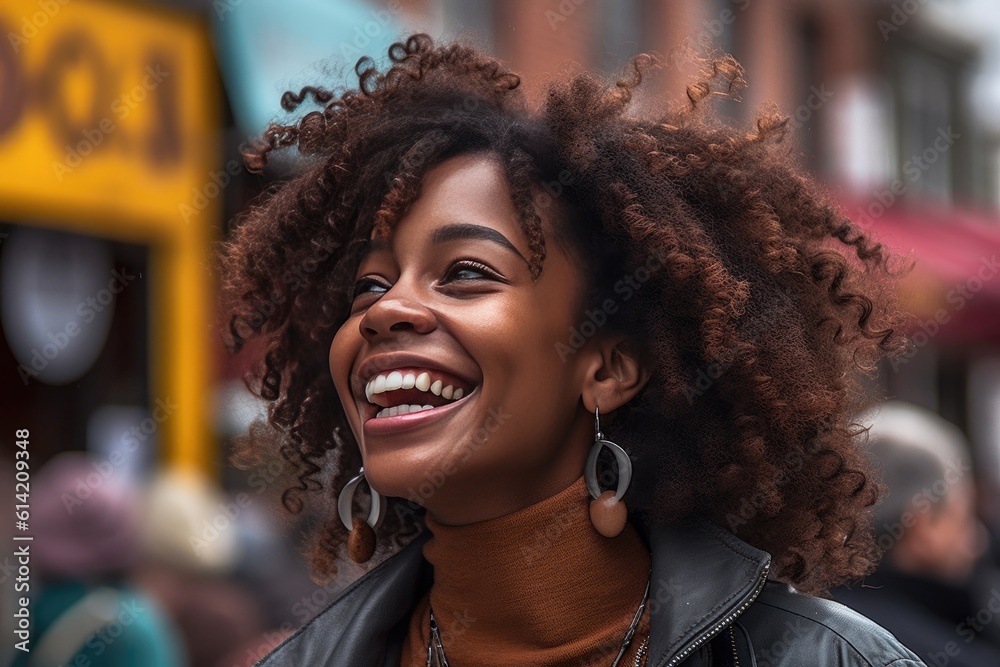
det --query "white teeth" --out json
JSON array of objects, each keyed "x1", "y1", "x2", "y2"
[
  {"x1": 385, "y1": 371, "x2": 403, "y2": 391},
  {"x1": 364, "y1": 370, "x2": 473, "y2": 408},
  {"x1": 375, "y1": 404, "x2": 437, "y2": 419}
]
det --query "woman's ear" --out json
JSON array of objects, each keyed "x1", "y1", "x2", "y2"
[{"x1": 581, "y1": 337, "x2": 650, "y2": 414}]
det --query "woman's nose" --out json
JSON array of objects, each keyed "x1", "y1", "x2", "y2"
[{"x1": 358, "y1": 284, "x2": 437, "y2": 341}]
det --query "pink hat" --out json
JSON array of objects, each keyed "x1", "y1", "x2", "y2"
[{"x1": 32, "y1": 452, "x2": 140, "y2": 577}]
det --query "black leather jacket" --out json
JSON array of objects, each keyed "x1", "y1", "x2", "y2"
[{"x1": 257, "y1": 518, "x2": 927, "y2": 666}]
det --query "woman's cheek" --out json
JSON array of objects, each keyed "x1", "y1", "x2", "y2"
[{"x1": 329, "y1": 330, "x2": 361, "y2": 427}]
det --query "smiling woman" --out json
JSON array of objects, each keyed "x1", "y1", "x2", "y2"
[
  {"x1": 329, "y1": 153, "x2": 613, "y2": 531},
  {"x1": 217, "y1": 33, "x2": 926, "y2": 667}
]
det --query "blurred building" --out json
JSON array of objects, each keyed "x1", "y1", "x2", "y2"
[
  {"x1": 0, "y1": 0, "x2": 220, "y2": 478},
  {"x1": 213, "y1": 0, "x2": 1000, "y2": 541}
]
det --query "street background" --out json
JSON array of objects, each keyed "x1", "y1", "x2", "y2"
[{"x1": 2, "y1": 1, "x2": 1000, "y2": 665}]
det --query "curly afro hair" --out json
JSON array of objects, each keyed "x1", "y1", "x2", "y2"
[{"x1": 217, "y1": 33, "x2": 906, "y2": 595}]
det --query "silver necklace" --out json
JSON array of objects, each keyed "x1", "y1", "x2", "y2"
[{"x1": 425, "y1": 575, "x2": 652, "y2": 667}]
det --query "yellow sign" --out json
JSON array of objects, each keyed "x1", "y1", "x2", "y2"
[
  {"x1": 0, "y1": 0, "x2": 220, "y2": 473},
  {"x1": 0, "y1": 0, "x2": 217, "y2": 231}
]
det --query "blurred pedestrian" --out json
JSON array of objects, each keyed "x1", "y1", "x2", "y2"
[
  {"x1": 835, "y1": 401, "x2": 1000, "y2": 667},
  {"x1": 132, "y1": 468, "x2": 267, "y2": 667},
  {"x1": 11, "y1": 452, "x2": 187, "y2": 667}
]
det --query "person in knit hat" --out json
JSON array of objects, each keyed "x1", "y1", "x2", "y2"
[
  {"x1": 10, "y1": 452, "x2": 187, "y2": 667},
  {"x1": 835, "y1": 403, "x2": 1000, "y2": 667}
]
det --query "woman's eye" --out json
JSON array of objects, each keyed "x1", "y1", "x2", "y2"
[
  {"x1": 351, "y1": 277, "x2": 390, "y2": 301},
  {"x1": 442, "y1": 260, "x2": 504, "y2": 283}
]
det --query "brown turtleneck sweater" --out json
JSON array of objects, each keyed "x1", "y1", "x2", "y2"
[{"x1": 400, "y1": 475, "x2": 652, "y2": 666}]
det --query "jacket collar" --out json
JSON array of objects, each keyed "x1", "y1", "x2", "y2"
[
  {"x1": 257, "y1": 518, "x2": 770, "y2": 667},
  {"x1": 640, "y1": 519, "x2": 771, "y2": 666}
]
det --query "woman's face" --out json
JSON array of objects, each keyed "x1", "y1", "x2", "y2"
[{"x1": 329, "y1": 152, "x2": 601, "y2": 524}]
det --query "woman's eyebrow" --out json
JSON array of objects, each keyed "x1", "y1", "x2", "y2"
[{"x1": 430, "y1": 223, "x2": 528, "y2": 264}]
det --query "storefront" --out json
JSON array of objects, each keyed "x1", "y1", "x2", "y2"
[{"x1": 0, "y1": 0, "x2": 220, "y2": 475}]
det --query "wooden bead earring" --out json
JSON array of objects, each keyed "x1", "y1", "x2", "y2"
[
  {"x1": 337, "y1": 466, "x2": 386, "y2": 563},
  {"x1": 584, "y1": 406, "x2": 632, "y2": 538}
]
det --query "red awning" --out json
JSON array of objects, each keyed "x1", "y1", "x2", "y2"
[{"x1": 843, "y1": 197, "x2": 1000, "y2": 342}]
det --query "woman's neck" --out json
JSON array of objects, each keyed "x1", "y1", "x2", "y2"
[{"x1": 414, "y1": 475, "x2": 651, "y2": 662}]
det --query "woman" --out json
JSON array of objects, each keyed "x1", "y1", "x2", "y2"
[{"x1": 218, "y1": 33, "x2": 925, "y2": 666}]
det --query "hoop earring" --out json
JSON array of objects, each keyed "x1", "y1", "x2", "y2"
[
  {"x1": 337, "y1": 466, "x2": 386, "y2": 563},
  {"x1": 584, "y1": 407, "x2": 632, "y2": 538}
]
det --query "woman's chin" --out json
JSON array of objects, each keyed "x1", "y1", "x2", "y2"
[{"x1": 361, "y1": 451, "x2": 454, "y2": 507}]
